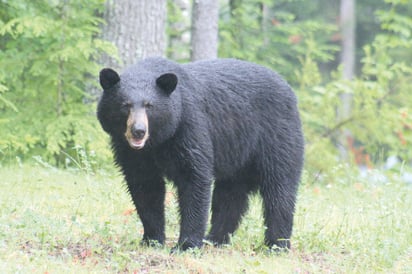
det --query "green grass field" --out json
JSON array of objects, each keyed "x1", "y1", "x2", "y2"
[{"x1": 0, "y1": 165, "x2": 411, "y2": 273}]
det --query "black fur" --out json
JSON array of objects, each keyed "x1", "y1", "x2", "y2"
[
  {"x1": 156, "y1": 73, "x2": 178, "y2": 94},
  {"x1": 97, "y1": 57, "x2": 304, "y2": 251},
  {"x1": 100, "y1": 68, "x2": 120, "y2": 90}
]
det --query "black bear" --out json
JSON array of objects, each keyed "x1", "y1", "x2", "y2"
[{"x1": 97, "y1": 57, "x2": 304, "y2": 251}]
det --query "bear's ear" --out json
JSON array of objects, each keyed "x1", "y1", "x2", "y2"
[
  {"x1": 156, "y1": 73, "x2": 178, "y2": 95},
  {"x1": 100, "y1": 68, "x2": 120, "y2": 90}
]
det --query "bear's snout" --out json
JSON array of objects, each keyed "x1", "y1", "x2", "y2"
[
  {"x1": 131, "y1": 124, "x2": 146, "y2": 140},
  {"x1": 125, "y1": 108, "x2": 149, "y2": 150}
]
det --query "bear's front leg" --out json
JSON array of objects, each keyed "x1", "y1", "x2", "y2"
[
  {"x1": 126, "y1": 173, "x2": 166, "y2": 246},
  {"x1": 173, "y1": 174, "x2": 212, "y2": 251}
]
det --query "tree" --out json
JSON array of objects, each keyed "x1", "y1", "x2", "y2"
[
  {"x1": 167, "y1": 0, "x2": 191, "y2": 61},
  {"x1": 0, "y1": 0, "x2": 113, "y2": 165},
  {"x1": 191, "y1": 0, "x2": 219, "y2": 60},
  {"x1": 340, "y1": 0, "x2": 356, "y2": 81},
  {"x1": 102, "y1": 0, "x2": 167, "y2": 70},
  {"x1": 338, "y1": 0, "x2": 356, "y2": 159}
]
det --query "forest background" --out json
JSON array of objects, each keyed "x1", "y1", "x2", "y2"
[
  {"x1": 1, "y1": 0, "x2": 411, "y2": 272},
  {"x1": 0, "y1": 0, "x2": 411, "y2": 180}
]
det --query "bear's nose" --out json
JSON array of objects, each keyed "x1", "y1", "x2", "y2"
[{"x1": 131, "y1": 125, "x2": 146, "y2": 140}]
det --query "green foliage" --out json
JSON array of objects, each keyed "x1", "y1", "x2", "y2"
[
  {"x1": 1, "y1": 0, "x2": 412, "y2": 173},
  {"x1": 0, "y1": 83, "x2": 17, "y2": 111},
  {"x1": 295, "y1": 54, "x2": 342, "y2": 172},
  {"x1": 0, "y1": 0, "x2": 115, "y2": 167},
  {"x1": 218, "y1": 0, "x2": 338, "y2": 85},
  {"x1": 350, "y1": 0, "x2": 412, "y2": 161},
  {"x1": 298, "y1": 0, "x2": 412, "y2": 174}
]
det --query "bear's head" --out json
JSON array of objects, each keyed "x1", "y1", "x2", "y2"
[{"x1": 97, "y1": 58, "x2": 182, "y2": 150}]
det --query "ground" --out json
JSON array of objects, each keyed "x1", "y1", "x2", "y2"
[{"x1": 0, "y1": 164, "x2": 411, "y2": 273}]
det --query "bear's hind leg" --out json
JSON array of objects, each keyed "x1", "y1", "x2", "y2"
[
  {"x1": 206, "y1": 179, "x2": 253, "y2": 245},
  {"x1": 259, "y1": 175, "x2": 298, "y2": 250}
]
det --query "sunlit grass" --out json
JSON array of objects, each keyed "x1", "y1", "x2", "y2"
[{"x1": 0, "y1": 165, "x2": 411, "y2": 273}]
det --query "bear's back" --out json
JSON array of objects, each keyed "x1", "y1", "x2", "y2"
[
  {"x1": 182, "y1": 59, "x2": 296, "y2": 115},
  {"x1": 181, "y1": 59, "x2": 301, "y2": 179}
]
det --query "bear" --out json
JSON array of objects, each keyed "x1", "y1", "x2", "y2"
[{"x1": 97, "y1": 57, "x2": 304, "y2": 251}]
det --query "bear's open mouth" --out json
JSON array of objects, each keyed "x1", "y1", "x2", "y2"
[{"x1": 128, "y1": 137, "x2": 146, "y2": 149}]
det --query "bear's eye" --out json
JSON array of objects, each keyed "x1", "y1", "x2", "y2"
[
  {"x1": 121, "y1": 102, "x2": 132, "y2": 111},
  {"x1": 144, "y1": 102, "x2": 153, "y2": 109}
]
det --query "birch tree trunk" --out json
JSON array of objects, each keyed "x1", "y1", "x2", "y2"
[
  {"x1": 102, "y1": 0, "x2": 167, "y2": 70},
  {"x1": 168, "y1": 0, "x2": 191, "y2": 61},
  {"x1": 339, "y1": 0, "x2": 356, "y2": 159},
  {"x1": 340, "y1": 0, "x2": 356, "y2": 81},
  {"x1": 191, "y1": 0, "x2": 219, "y2": 61}
]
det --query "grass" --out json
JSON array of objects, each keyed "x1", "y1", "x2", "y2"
[{"x1": 0, "y1": 164, "x2": 411, "y2": 273}]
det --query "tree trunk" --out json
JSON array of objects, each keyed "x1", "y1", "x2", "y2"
[
  {"x1": 102, "y1": 0, "x2": 167, "y2": 70},
  {"x1": 167, "y1": 0, "x2": 191, "y2": 61},
  {"x1": 339, "y1": 0, "x2": 356, "y2": 160},
  {"x1": 340, "y1": 0, "x2": 356, "y2": 80},
  {"x1": 260, "y1": 2, "x2": 270, "y2": 46},
  {"x1": 191, "y1": 0, "x2": 219, "y2": 61}
]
